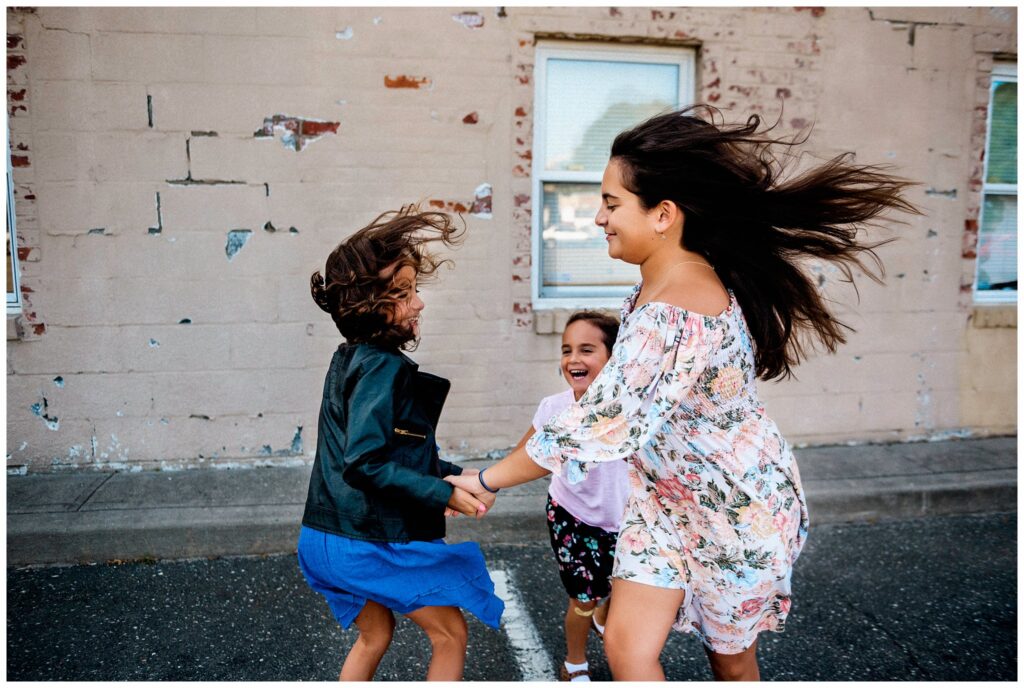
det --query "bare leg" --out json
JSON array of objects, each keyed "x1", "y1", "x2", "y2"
[
  {"x1": 405, "y1": 605, "x2": 469, "y2": 681},
  {"x1": 603, "y1": 578, "x2": 686, "y2": 680},
  {"x1": 706, "y1": 639, "x2": 760, "y2": 681},
  {"x1": 593, "y1": 596, "x2": 610, "y2": 629},
  {"x1": 564, "y1": 598, "x2": 597, "y2": 664},
  {"x1": 339, "y1": 600, "x2": 395, "y2": 681}
]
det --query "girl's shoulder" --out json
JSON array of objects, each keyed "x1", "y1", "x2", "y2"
[{"x1": 533, "y1": 389, "x2": 574, "y2": 430}]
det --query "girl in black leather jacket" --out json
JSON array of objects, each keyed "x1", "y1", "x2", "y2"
[{"x1": 297, "y1": 206, "x2": 503, "y2": 681}]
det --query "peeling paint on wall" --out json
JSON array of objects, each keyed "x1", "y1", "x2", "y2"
[
  {"x1": 254, "y1": 114, "x2": 340, "y2": 152},
  {"x1": 462, "y1": 111, "x2": 479, "y2": 124},
  {"x1": 336, "y1": 27, "x2": 354, "y2": 40},
  {"x1": 291, "y1": 426, "x2": 303, "y2": 454},
  {"x1": 148, "y1": 338, "x2": 160, "y2": 348},
  {"x1": 225, "y1": 229, "x2": 252, "y2": 260},
  {"x1": 30, "y1": 398, "x2": 59, "y2": 431},
  {"x1": 452, "y1": 11, "x2": 484, "y2": 29},
  {"x1": 384, "y1": 75, "x2": 431, "y2": 90},
  {"x1": 470, "y1": 183, "x2": 493, "y2": 218},
  {"x1": 53, "y1": 376, "x2": 64, "y2": 387},
  {"x1": 428, "y1": 199, "x2": 468, "y2": 213}
]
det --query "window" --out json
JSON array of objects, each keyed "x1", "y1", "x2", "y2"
[
  {"x1": 531, "y1": 42, "x2": 695, "y2": 309},
  {"x1": 7, "y1": 138, "x2": 21, "y2": 316},
  {"x1": 975, "y1": 61, "x2": 1016, "y2": 303}
]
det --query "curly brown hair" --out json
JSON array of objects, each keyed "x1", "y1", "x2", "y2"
[{"x1": 311, "y1": 205, "x2": 464, "y2": 349}]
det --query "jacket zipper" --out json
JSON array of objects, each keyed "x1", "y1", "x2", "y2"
[{"x1": 394, "y1": 427, "x2": 427, "y2": 439}]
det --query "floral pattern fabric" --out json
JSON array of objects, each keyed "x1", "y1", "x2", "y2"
[
  {"x1": 525, "y1": 283, "x2": 809, "y2": 654},
  {"x1": 546, "y1": 495, "x2": 619, "y2": 603}
]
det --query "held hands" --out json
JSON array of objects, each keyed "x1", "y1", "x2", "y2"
[{"x1": 443, "y1": 471, "x2": 497, "y2": 518}]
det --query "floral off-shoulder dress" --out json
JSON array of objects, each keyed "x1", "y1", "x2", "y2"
[{"x1": 525, "y1": 283, "x2": 809, "y2": 654}]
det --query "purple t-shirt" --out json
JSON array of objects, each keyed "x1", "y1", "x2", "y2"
[{"x1": 533, "y1": 389, "x2": 630, "y2": 533}]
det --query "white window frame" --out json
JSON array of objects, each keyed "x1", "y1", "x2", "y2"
[
  {"x1": 531, "y1": 41, "x2": 696, "y2": 310},
  {"x1": 974, "y1": 61, "x2": 1017, "y2": 305},
  {"x1": 7, "y1": 134, "x2": 22, "y2": 316}
]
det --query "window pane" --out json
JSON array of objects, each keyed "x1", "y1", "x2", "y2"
[
  {"x1": 976, "y1": 194, "x2": 1017, "y2": 291},
  {"x1": 986, "y1": 80, "x2": 1017, "y2": 185},
  {"x1": 540, "y1": 182, "x2": 640, "y2": 297},
  {"x1": 544, "y1": 59, "x2": 679, "y2": 172}
]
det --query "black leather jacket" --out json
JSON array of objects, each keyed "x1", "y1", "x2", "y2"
[{"x1": 301, "y1": 343, "x2": 464, "y2": 542}]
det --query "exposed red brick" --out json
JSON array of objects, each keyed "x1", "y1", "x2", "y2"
[
  {"x1": 512, "y1": 164, "x2": 528, "y2": 177},
  {"x1": 964, "y1": 219, "x2": 979, "y2": 233},
  {"x1": 7, "y1": 35, "x2": 23, "y2": 49},
  {"x1": 9, "y1": 105, "x2": 26, "y2": 115},
  {"x1": 20, "y1": 285, "x2": 33, "y2": 294},
  {"x1": 776, "y1": 87, "x2": 792, "y2": 99},
  {"x1": 609, "y1": 7, "x2": 622, "y2": 17},
  {"x1": 795, "y1": 6, "x2": 826, "y2": 17},
  {"x1": 674, "y1": 30, "x2": 690, "y2": 39},
  {"x1": 518, "y1": 39, "x2": 530, "y2": 47},
  {"x1": 428, "y1": 199, "x2": 446, "y2": 209},
  {"x1": 462, "y1": 111, "x2": 479, "y2": 124},
  {"x1": 300, "y1": 120, "x2": 339, "y2": 137},
  {"x1": 11, "y1": 155, "x2": 29, "y2": 167},
  {"x1": 7, "y1": 54, "x2": 26, "y2": 70},
  {"x1": 518, "y1": 150, "x2": 532, "y2": 162},
  {"x1": 8, "y1": 88, "x2": 26, "y2": 101},
  {"x1": 513, "y1": 302, "x2": 531, "y2": 314},
  {"x1": 15, "y1": 143, "x2": 28, "y2": 150},
  {"x1": 707, "y1": 92, "x2": 722, "y2": 103},
  {"x1": 512, "y1": 274, "x2": 523, "y2": 282},
  {"x1": 384, "y1": 75, "x2": 430, "y2": 89},
  {"x1": 32, "y1": 323, "x2": 46, "y2": 336},
  {"x1": 514, "y1": 106, "x2": 527, "y2": 117},
  {"x1": 515, "y1": 137, "x2": 525, "y2": 146},
  {"x1": 516, "y1": 75, "x2": 530, "y2": 85},
  {"x1": 705, "y1": 78, "x2": 721, "y2": 89},
  {"x1": 513, "y1": 194, "x2": 531, "y2": 208}
]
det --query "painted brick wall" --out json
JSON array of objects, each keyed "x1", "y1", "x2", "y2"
[{"x1": 5, "y1": 6, "x2": 1016, "y2": 473}]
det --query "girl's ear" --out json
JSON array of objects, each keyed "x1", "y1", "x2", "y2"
[{"x1": 656, "y1": 200, "x2": 684, "y2": 230}]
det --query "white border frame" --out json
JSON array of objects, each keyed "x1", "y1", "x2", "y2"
[
  {"x1": 531, "y1": 40, "x2": 696, "y2": 310},
  {"x1": 973, "y1": 60, "x2": 1017, "y2": 305}
]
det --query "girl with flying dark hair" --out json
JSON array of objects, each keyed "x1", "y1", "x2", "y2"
[
  {"x1": 298, "y1": 205, "x2": 503, "y2": 681},
  {"x1": 447, "y1": 106, "x2": 918, "y2": 680}
]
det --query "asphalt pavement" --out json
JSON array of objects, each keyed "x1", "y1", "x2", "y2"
[{"x1": 6, "y1": 511, "x2": 1016, "y2": 681}]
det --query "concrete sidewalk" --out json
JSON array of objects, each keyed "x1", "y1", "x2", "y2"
[{"x1": 7, "y1": 436, "x2": 1016, "y2": 566}]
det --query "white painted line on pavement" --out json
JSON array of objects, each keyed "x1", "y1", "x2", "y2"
[{"x1": 491, "y1": 567, "x2": 555, "y2": 681}]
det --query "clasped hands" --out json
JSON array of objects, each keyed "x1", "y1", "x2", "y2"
[{"x1": 443, "y1": 468, "x2": 497, "y2": 519}]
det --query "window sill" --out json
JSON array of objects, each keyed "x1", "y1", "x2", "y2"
[
  {"x1": 971, "y1": 304, "x2": 1017, "y2": 329},
  {"x1": 533, "y1": 307, "x2": 619, "y2": 334}
]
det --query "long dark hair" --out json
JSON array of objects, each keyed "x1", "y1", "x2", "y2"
[
  {"x1": 311, "y1": 204, "x2": 464, "y2": 350},
  {"x1": 611, "y1": 106, "x2": 920, "y2": 380}
]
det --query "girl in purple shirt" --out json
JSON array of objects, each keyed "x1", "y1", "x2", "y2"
[{"x1": 513, "y1": 311, "x2": 629, "y2": 682}]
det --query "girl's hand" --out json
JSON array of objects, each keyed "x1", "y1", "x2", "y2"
[
  {"x1": 447, "y1": 486, "x2": 489, "y2": 519},
  {"x1": 444, "y1": 472, "x2": 489, "y2": 496}
]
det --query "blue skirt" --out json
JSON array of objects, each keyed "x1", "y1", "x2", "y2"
[{"x1": 297, "y1": 526, "x2": 504, "y2": 629}]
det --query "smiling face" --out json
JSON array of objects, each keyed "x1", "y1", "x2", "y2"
[
  {"x1": 387, "y1": 264, "x2": 424, "y2": 338},
  {"x1": 595, "y1": 158, "x2": 660, "y2": 264},
  {"x1": 561, "y1": 319, "x2": 612, "y2": 400}
]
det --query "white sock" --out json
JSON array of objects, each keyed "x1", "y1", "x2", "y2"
[
  {"x1": 564, "y1": 660, "x2": 590, "y2": 682},
  {"x1": 592, "y1": 617, "x2": 605, "y2": 635}
]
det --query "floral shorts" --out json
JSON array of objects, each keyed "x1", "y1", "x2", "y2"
[{"x1": 546, "y1": 495, "x2": 618, "y2": 603}]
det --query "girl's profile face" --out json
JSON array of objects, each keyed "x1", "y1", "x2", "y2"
[
  {"x1": 595, "y1": 158, "x2": 659, "y2": 265},
  {"x1": 388, "y1": 264, "x2": 424, "y2": 338},
  {"x1": 561, "y1": 320, "x2": 611, "y2": 401}
]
